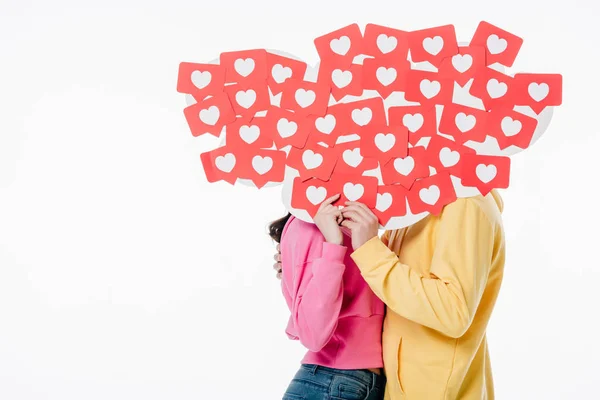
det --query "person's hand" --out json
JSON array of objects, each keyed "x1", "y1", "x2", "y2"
[
  {"x1": 341, "y1": 201, "x2": 380, "y2": 250},
  {"x1": 273, "y1": 243, "x2": 282, "y2": 279},
  {"x1": 313, "y1": 194, "x2": 344, "y2": 246}
]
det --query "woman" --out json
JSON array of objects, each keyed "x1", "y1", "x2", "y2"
[{"x1": 269, "y1": 194, "x2": 386, "y2": 400}]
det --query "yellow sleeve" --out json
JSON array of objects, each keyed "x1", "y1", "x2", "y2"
[{"x1": 351, "y1": 198, "x2": 495, "y2": 338}]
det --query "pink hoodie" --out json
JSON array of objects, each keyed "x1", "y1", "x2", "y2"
[{"x1": 280, "y1": 216, "x2": 385, "y2": 369}]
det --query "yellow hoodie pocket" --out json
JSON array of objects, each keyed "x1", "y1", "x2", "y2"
[
  {"x1": 383, "y1": 335, "x2": 405, "y2": 396},
  {"x1": 396, "y1": 337, "x2": 405, "y2": 395}
]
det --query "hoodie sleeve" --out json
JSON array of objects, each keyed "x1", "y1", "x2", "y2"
[{"x1": 350, "y1": 198, "x2": 495, "y2": 338}]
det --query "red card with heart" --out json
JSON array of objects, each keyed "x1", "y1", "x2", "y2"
[
  {"x1": 486, "y1": 106, "x2": 538, "y2": 150},
  {"x1": 287, "y1": 144, "x2": 338, "y2": 181},
  {"x1": 264, "y1": 106, "x2": 311, "y2": 149},
  {"x1": 380, "y1": 146, "x2": 430, "y2": 189},
  {"x1": 318, "y1": 62, "x2": 363, "y2": 102},
  {"x1": 200, "y1": 145, "x2": 245, "y2": 185},
  {"x1": 333, "y1": 141, "x2": 379, "y2": 175},
  {"x1": 280, "y1": 78, "x2": 330, "y2": 117},
  {"x1": 291, "y1": 177, "x2": 339, "y2": 217},
  {"x1": 224, "y1": 81, "x2": 270, "y2": 118},
  {"x1": 220, "y1": 49, "x2": 268, "y2": 84},
  {"x1": 512, "y1": 73, "x2": 563, "y2": 114},
  {"x1": 362, "y1": 57, "x2": 410, "y2": 98},
  {"x1": 438, "y1": 46, "x2": 487, "y2": 87},
  {"x1": 331, "y1": 174, "x2": 378, "y2": 208},
  {"x1": 183, "y1": 92, "x2": 236, "y2": 137},
  {"x1": 408, "y1": 25, "x2": 459, "y2": 67},
  {"x1": 407, "y1": 172, "x2": 456, "y2": 215},
  {"x1": 360, "y1": 123, "x2": 409, "y2": 163},
  {"x1": 305, "y1": 109, "x2": 347, "y2": 147},
  {"x1": 405, "y1": 70, "x2": 454, "y2": 106},
  {"x1": 425, "y1": 135, "x2": 476, "y2": 175},
  {"x1": 373, "y1": 184, "x2": 409, "y2": 225},
  {"x1": 177, "y1": 62, "x2": 226, "y2": 102},
  {"x1": 363, "y1": 24, "x2": 409, "y2": 60},
  {"x1": 388, "y1": 105, "x2": 437, "y2": 145},
  {"x1": 314, "y1": 24, "x2": 364, "y2": 67},
  {"x1": 459, "y1": 154, "x2": 511, "y2": 195},
  {"x1": 225, "y1": 116, "x2": 274, "y2": 150},
  {"x1": 470, "y1": 21, "x2": 523, "y2": 68},
  {"x1": 470, "y1": 67, "x2": 515, "y2": 111},
  {"x1": 438, "y1": 103, "x2": 488, "y2": 143},
  {"x1": 266, "y1": 52, "x2": 308, "y2": 95},
  {"x1": 238, "y1": 148, "x2": 287, "y2": 189},
  {"x1": 334, "y1": 97, "x2": 387, "y2": 132}
]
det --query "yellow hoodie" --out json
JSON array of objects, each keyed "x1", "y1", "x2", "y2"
[{"x1": 351, "y1": 191, "x2": 505, "y2": 400}]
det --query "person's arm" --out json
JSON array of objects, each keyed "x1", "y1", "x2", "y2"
[{"x1": 350, "y1": 198, "x2": 495, "y2": 338}]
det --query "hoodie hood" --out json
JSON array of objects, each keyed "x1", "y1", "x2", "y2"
[{"x1": 490, "y1": 190, "x2": 504, "y2": 213}]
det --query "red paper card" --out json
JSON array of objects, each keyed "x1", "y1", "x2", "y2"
[
  {"x1": 314, "y1": 24, "x2": 364, "y2": 67},
  {"x1": 291, "y1": 177, "x2": 340, "y2": 217},
  {"x1": 318, "y1": 62, "x2": 364, "y2": 102},
  {"x1": 333, "y1": 140, "x2": 379, "y2": 175},
  {"x1": 360, "y1": 124, "x2": 409, "y2": 163},
  {"x1": 220, "y1": 49, "x2": 268, "y2": 84},
  {"x1": 200, "y1": 145, "x2": 244, "y2": 185},
  {"x1": 225, "y1": 116, "x2": 274, "y2": 150},
  {"x1": 513, "y1": 73, "x2": 563, "y2": 114},
  {"x1": 363, "y1": 24, "x2": 410, "y2": 60},
  {"x1": 425, "y1": 135, "x2": 476, "y2": 175},
  {"x1": 362, "y1": 57, "x2": 410, "y2": 98},
  {"x1": 408, "y1": 25, "x2": 459, "y2": 67},
  {"x1": 381, "y1": 146, "x2": 430, "y2": 189},
  {"x1": 459, "y1": 154, "x2": 511, "y2": 195},
  {"x1": 373, "y1": 184, "x2": 409, "y2": 225},
  {"x1": 287, "y1": 144, "x2": 339, "y2": 181},
  {"x1": 305, "y1": 107, "x2": 352, "y2": 147},
  {"x1": 225, "y1": 81, "x2": 270, "y2": 117},
  {"x1": 332, "y1": 174, "x2": 379, "y2": 208},
  {"x1": 405, "y1": 70, "x2": 454, "y2": 106},
  {"x1": 388, "y1": 105, "x2": 438, "y2": 145},
  {"x1": 470, "y1": 67, "x2": 515, "y2": 111},
  {"x1": 280, "y1": 78, "x2": 330, "y2": 117},
  {"x1": 438, "y1": 46, "x2": 487, "y2": 87},
  {"x1": 470, "y1": 21, "x2": 523, "y2": 68},
  {"x1": 334, "y1": 97, "x2": 387, "y2": 132},
  {"x1": 438, "y1": 103, "x2": 488, "y2": 143},
  {"x1": 183, "y1": 92, "x2": 236, "y2": 137},
  {"x1": 264, "y1": 106, "x2": 311, "y2": 149},
  {"x1": 266, "y1": 52, "x2": 308, "y2": 95},
  {"x1": 176, "y1": 62, "x2": 226, "y2": 102},
  {"x1": 407, "y1": 172, "x2": 456, "y2": 215},
  {"x1": 237, "y1": 148, "x2": 287, "y2": 189},
  {"x1": 486, "y1": 106, "x2": 538, "y2": 150}
]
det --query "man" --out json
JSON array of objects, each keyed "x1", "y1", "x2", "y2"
[{"x1": 274, "y1": 191, "x2": 505, "y2": 399}]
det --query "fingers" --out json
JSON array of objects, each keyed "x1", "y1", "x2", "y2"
[
  {"x1": 273, "y1": 262, "x2": 281, "y2": 271},
  {"x1": 276, "y1": 243, "x2": 280, "y2": 252},
  {"x1": 344, "y1": 203, "x2": 378, "y2": 223},
  {"x1": 276, "y1": 271, "x2": 282, "y2": 280},
  {"x1": 274, "y1": 253, "x2": 281, "y2": 262},
  {"x1": 340, "y1": 219, "x2": 358, "y2": 230},
  {"x1": 318, "y1": 193, "x2": 341, "y2": 211},
  {"x1": 341, "y1": 210, "x2": 365, "y2": 224}
]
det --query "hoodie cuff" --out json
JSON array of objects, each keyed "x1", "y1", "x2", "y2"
[
  {"x1": 321, "y1": 242, "x2": 348, "y2": 262},
  {"x1": 350, "y1": 236, "x2": 393, "y2": 273}
]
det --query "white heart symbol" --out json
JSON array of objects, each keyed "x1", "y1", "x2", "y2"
[
  {"x1": 271, "y1": 64, "x2": 293, "y2": 84},
  {"x1": 402, "y1": 113, "x2": 424, "y2": 132},
  {"x1": 375, "y1": 133, "x2": 396, "y2": 152},
  {"x1": 528, "y1": 82, "x2": 549, "y2": 102},
  {"x1": 302, "y1": 150, "x2": 323, "y2": 169},
  {"x1": 377, "y1": 34, "x2": 398, "y2": 54},
  {"x1": 476, "y1": 164, "x2": 497, "y2": 183},
  {"x1": 295, "y1": 89, "x2": 316, "y2": 108},
  {"x1": 376, "y1": 192, "x2": 393, "y2": 212},
  {"x1": 420, "y1": 79, "x2": 441, "y2": 99},
  {"x1": 277, "y1": 118, "x2": 298, "y2": 138},
  {"x1": 199, "y1": 105, "x2": 220, "y2": 126},
  {"x1": 234, "y1": 58, "x2": 255, "y2": 77},
  {"x1": 191, "y1": 70, "x2": 212, "y2": 89},
  {"x1": 235, "y1": 90, "x2": 256, "y2": 109},
  {"x1": 393, "y1": 156, "x2": 415, "y2": 175},
  {"x1": 376, "y1": 67, "x2": 397, "y2": 86},
  {"x1": 239, "y1": 125, "x2": 260, "y2": 144},
  {"x1": 332, "y1": 69, "x2": 353, "y2": 88},
  {"x1": 343, "y1": 182, "x2": 365, "y2": 201},
  {"x1": 455, "y1": 112, "x2": 477, "y2": 133},
  {"x1": 306, "y1": 186, "x2": 327, "y2": 205},
  {"x1": 439, "y1": 147, "x2": 460, "y2": 167},
  {"x1": 315, "y1": 115, "x2": 336, "y2": 134},
  {"x1": 215, "y1": 153, "x2": 236, "y2": 173},
  {"x1": 419, "y1": 185, "x2": 441, "y2": 205},
  {"x1": 486, "y1": 79, "x2": 507, "y2": 99},
  {"x1": 487, "y1": 34, "x2": 508, "y2": 55},
  {"x1": 501, "y1": 116, "x2": 522, "y2": 137},
  {"x1": 330, "y1": 36, "x2": 351, "y2": 55},
  {"x1": 423, "y1": 36, "x2": 444, "y2": 55},
  {"x1": 252, "y1": 156, "x2": 273, "y2": 175},
  {"x1": 451, "y1": 54, "x2": 473, "y2": 73},
  {"x1": 342, "y1": 148, "x2": 363, "y2": 167},
  {"x1": 351, "y1": 107, "x2": 373, "y2": 126}
]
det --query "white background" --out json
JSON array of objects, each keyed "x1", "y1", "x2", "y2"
[{"x1": 1, "y1": 0, "x2": 599, "y2": 399}]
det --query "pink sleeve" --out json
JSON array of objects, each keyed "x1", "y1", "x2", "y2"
[{"x1": 282, "y1": 241, "x2": 347, "y2": 352}]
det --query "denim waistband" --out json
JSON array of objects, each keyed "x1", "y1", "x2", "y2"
[{"x1": 301, "y1": 364, "x2": 386, "y2": 391}]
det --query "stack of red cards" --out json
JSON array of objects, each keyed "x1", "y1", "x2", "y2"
[{"x1": 177, "y1": 21, "x2": 562, "y2": 225}]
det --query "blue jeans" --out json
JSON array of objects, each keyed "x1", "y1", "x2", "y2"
[{"x1": 283, "y1": 364, "x2": 386, "y2": 400}]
